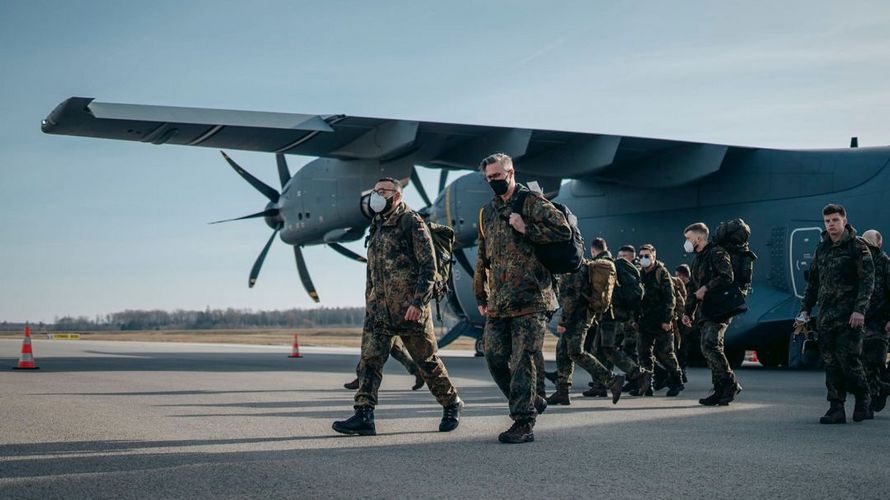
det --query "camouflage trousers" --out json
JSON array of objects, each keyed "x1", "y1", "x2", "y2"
[
  {"x1": 556, "y1": 321, "x2": 616, "y2": 388},
  {"x1": 637, "y1": 327, "x2": 682, "y2": 382},
  {"x1": 484, "y1": 312, "x2": 548, "y2": 423},
  {"x1": 862, "y1": 326, "x2": 889, "y2": 401},
  {"x1": 354, "y1": 332, "x2": 419, "y2": 377},
  {"x1": 354, "y1": 328, "x2": 459, "y2": 409},
  {"x1": 598, "y1": 320, "x2": 644, "y2": 380},
  {"x1": 699, "y1": 320, "x2": 734, "y2": 386},
  {"x1": 817, "y1": 318, "x2": 868, "y2": 402}
]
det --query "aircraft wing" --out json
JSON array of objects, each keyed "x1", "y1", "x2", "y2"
[{"x1": 43, "y1": 97, "x2": 753, "y2": 187}]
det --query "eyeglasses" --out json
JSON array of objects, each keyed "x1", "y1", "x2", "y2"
[
  {"x1": 373, "y1": 188, "x2": 397, "y2": 196},
  {"x1": 639, "y1": 254, "x2": 652, "y2": 259}
]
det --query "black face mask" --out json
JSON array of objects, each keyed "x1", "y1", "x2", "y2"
[{"x1": 488, "y1": 178, "x2": 509, "y2": 196}]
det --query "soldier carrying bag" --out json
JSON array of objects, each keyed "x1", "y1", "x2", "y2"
[
  {"x1": 713, "y1": 218, "x2": 758, "y2": 295},
  {"x1": 511, "y1": 189, "x2": 585, "y2": 274}
]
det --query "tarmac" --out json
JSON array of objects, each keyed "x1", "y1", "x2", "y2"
[{"x1": 1, "y1": 339, "x2": 888, "y2": 499}]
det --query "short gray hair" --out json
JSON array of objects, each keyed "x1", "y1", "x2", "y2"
[{"x1": 479, "y1": 153, "x2": 513, "y2": 172}]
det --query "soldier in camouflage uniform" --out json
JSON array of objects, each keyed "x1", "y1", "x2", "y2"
[
  {"x1": 343, "y1": 329, "x2": 425, "y2": 391},
  {"x1": 594, "y1": 245, "x2": 652, "y2": 397},
  {"x1": 547, "y1": 239, "x2": 626, "y2": 406},
  {"x1": 637, "y1": 245, "x2": 684, "y2": 396},
  {"x1": 475, "y1": 153, "x2": 572, "y2": 444},
  {"x1": 333, "y1": 178, "x2": 462, "y2": 436},
  {"x1": 859, "y1": 230, "x2": 890, "y2": 413},
  {"x1": 796, "y1": 204, "x2": 874, "y2": 424},
  {"x1": 683, "y1": 222, "x2": 742, "y2": 406}
]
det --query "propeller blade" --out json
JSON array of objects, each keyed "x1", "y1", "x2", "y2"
[
  {"x1": 220, "y1": 151, "x2": 280, "y2": 203},
  {"x1": 276, "y1": 153, "x2": 291, "y2": 189},
  {"x1": 438, "y1": 169, "x2": 449, "y2": 194},
  {"x1": 328, "y1": 243, "x2": 368, "y2": 263},
  {"x1": 294, "y1": 246, "x2": 320, "y2": 303},
  {"x1": 410, "y1": 167, "x2": 432, "y2": 207},
  {"x1": 209, "y1": 208, "x2": 279, "y2": 225},
  {"x1": 454, "y1": 248, "x2": 474, "y2": 278},
  {"x1": 248, "y1": 227, "x2": 280, "y2": 288}
]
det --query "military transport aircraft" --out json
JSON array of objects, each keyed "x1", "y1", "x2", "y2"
[{"x1": 42, "y1": 97, "x2": 890, "y2": 366}]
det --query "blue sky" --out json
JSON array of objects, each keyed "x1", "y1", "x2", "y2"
[{"x1": 2, "y1": 0, "x2": 890, "y2": 322}]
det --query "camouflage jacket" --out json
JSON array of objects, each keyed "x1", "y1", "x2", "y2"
[
  {"x1": 686, "y1": 242, "x2": 734, "y2": 316},
  {"x1": 557, "y1": 258, "x2": 592, "y2": 328},
  {"x1": 801, "y1": 225, "x2": 874, "y2": 322},
  {"x1": 474, "y1": 185, "x2": 572, "y2": 318},
  {"x1": 365, "y1": 202, "x2": 436, "y2": 334},
  {"x1": 639, "y1": 260, "x2": 675, "y2": 329},
  {"x1": 672, "y1": 276, "x2": 687, "y2": 323},
  {"x1": 865, "y1": 244, "x2": 890, "y2": 327}
]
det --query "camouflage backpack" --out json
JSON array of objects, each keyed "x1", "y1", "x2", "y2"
[
  {"x1": 612, "y1": 258, "x2": 644, "y2": 315},
  {"x1": 713, "y1": 218, "x2": 758, "y2": 294},
  {"x1": 587, "y1": 258, "x2": 617, "y2": 315}
]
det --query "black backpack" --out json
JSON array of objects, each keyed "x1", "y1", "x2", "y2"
[
  {"x1": 512, "y1": 189, "x2": 584, "y2": 274},
  {"x1": 612, "y1": 258, "x2": 643, "y2": 314},
  {"x1": 713, "y1": 218, "x2": 758, "y2": 294}
]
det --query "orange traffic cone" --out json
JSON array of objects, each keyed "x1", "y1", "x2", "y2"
[
  {"x1": 13, "y1": 326, "x2": 39, "y2": 370},
  {"x1": 288, "y1": 333, "x2": 303, "y2": 358}
]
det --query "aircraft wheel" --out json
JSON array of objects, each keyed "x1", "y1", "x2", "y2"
[
  {"x1": 756, "y1": 347, "x2": 787, "y2": 368},
  {"x1": 474, "y1": 338, "x2": 484, "y2": 357}
]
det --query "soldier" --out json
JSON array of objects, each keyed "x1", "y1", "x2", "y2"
[
  {"x1": 343, "y1": 335, "x2": 424, "y2": 391},
  {"x1": 860, "y1": 230, "x2": 890, "y2": 413},
  {"x1": 674, "y1": 264, "x2": 693, "y2": 383},
  {"x1": 475, "y1": 153, "x2": 572, "y2": 444},
  {"x1": 594, "y1": 245, "x2": 652, "y2": 397},
  {"x1": 794, "y1": 204, "x2": 874, "y2": 424},
  {"x1": 333, "y1": 178, "x2": 462, "y2": 436},
  {"x1": 637, "y1": 245, "x2": 684, "y2": 396},
  {"x1": 547, "y1": 239, "x2": 625, "y2": 406},
  {"x1": 683, "y1": 222, "x2": 742, "y2": 406}
]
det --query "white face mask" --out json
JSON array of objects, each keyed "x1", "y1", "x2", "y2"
[
  {"x1": 369, "y1": 192, "x2": 391, "y2": 213},
  {"x1": 639, "y1": 257, "x2": 652, "y2": 268},
  {"x1": 684, "y1": 239, "x2": 695, "y2": 253}
]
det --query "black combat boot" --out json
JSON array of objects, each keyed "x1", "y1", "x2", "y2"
[
  {"x1": 853, "y1": 396, "x2": 873, "y2": 422},
  {"x1": 411, "y1": 371, "x2": 425, "y2": 391},
  {"x1": 665, "y1": 376, "x2": 685, "y2": 397},
  {"x1": 874, "y1": 383, "x2": 889, "y2": 413},
  {"x1": 718, "y1": 375, "x2": 742, "y2": 406},
  {"x1": 583, "y1": 386, "x2": 608, "y2": 397},
  {"x1": 820, "y1": 401, "x2": 846, "y2": 424},
  {"x1": 332, "y1": 406, "x2": 376, "y2": 436},
  {"x1": 699, "y1": 383, "x2": 724, "y2": 406},
  {"x1": 681, "y1": 368, "x2": 688, "y2": 384},
  {"x1": 534, "y1": 395, "x2": 548, "y2": 415},
  {"x1": 546, "y1": 385, "x2": 571, "y2": 405},
  {"x1": 544, "y1": 370, "x2": 559, "y2": 385},
  {"x1": 343, "y1": 378, "x2": 359, "y2": 390},
  {"x1": 609, "y1": 374, "x2": 626, "y2": 405},
  {"x1": 498, "y1": 420, "x2": 535, "y2": 444},
  {"x1": 638, "y1": 370, "x2": 653, "y2": 396},
  {"x1": 439, "y1": 397, "x2": 463, "y2": 432}
]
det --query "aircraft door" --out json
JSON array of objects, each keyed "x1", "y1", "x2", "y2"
[{"x1": 789, "y1": 226, "x2": 822, "y2": 298}]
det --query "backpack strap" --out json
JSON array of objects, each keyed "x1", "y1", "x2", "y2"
[{"x1": 510, "y1": 188, "x2": 531, "y2": 217}]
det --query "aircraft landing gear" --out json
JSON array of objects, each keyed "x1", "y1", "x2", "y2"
[{"x1": 474, "y1": 338, "x2": 484, "y2": 357}]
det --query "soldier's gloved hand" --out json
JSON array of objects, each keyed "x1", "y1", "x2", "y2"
[
  {"x1": 849, "y1": 312, "x2": 865, "y2": 329},
  {"x1": 478, "y1": 305, "x2": 488, "y2": 317},
  {"x1": 661, "y1": 322, "x2": 672, "y2": 332},
  {"x1": 508, "y1": 213, "x2": 527, "y2": 235},
  {"x1": 557, "y1": 325, "x2": 566, "y2": 335},
  {"x1": 682, "y1": 315, "x2": 692, "y2": 328},
  {"x1": 405, "y1": 305, "x2": 422, "y2": 323}
]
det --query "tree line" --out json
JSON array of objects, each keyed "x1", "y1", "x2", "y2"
[{"x1": 1, "y1": 307, "x2": 366, "y2": 331}]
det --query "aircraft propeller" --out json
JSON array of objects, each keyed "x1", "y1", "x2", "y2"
[{"x1": 212, "y1": 151, "x2": 325, "y2": 303}]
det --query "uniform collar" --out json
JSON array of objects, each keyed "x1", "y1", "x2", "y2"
[
  {"x1": 376, "y1": 201, "x2": 409, "y2": 227},
  {"x1": 493, "y1": 183, "x2": 528, "y2": 208},
  {"x1": 821, "y1": 224, "x2": 857, "y2": 245}
]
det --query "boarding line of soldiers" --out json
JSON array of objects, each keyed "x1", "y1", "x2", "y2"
[{"x1": 331, "y1": 154, "x2": 890, "y2": 442}]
